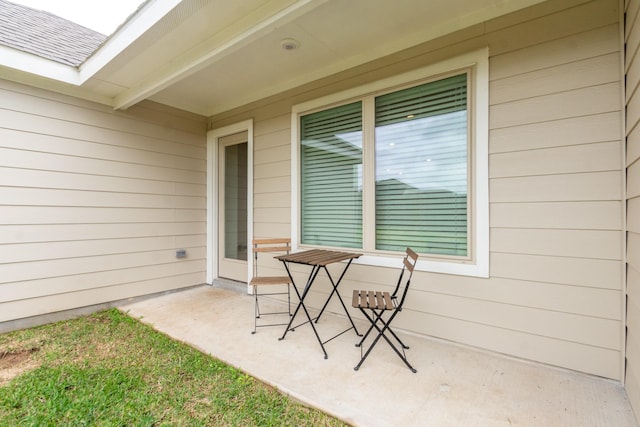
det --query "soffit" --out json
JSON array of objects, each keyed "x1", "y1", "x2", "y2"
[{"x1": 1, "y1": 0, "x2": 547, "y2": 116}]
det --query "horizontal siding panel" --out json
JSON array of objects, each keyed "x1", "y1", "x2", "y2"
[
  {"x1": 628, "y1": 1, "x2": 640, "y2": 70},
  {"x1": 254, "y1": 128, "x2": 290, "y2": 151},
  {"x1": 627, "y1": 328, "x2": 640, "y2": 380},
  {"x1": 629, "y1": 89, "x2": 640, "y2": 131},
  {"x1": 254, "y1": 192, "x2": 290, "y2": 209},
  {"x1": 626, "y1": 45, "x2": 640, "y2": 102},
  {"x1": 0, "y1": 206, "x2": 205, "y2": 224},
  {"x1": 628, "y1": 271, "x2": 640, "y2": 333},
  {"x1": 0, "y1": 259, "x2": 205, "y2": 302},
  {"x1": 0, "y1": 187, "x2": 204, "y2": 209},
  {"x1": 254, "y1": 176, "x2": 290, "y2": 194},
  {"x1": 396, "y1": 310, "x2": 621, "y2": 379},
  {"x1": 253, "y1": 222, "x2": 290, "y2": 238},
  {"x1": 491, "y1": 53, "x2": 620, "y2": 105},
  {"x1": 490, "y1": 171, "x2": 622, "y2": 202},
  {"x1": 490, "y1": 201, "x2": 622, "y2": 230},
  {"x1": 126, "y1": 101, "x2": 206, "y2": 135},
  {"x1": 0, "y1": 167, "x2": 201, "y2": 196},
  {"x1": 0, "y1": 272, "x2": 204, "y2": 322},
  {"x1": 628, "y1": 124, "x2": 640, "y2": 164},
  {"x1": 630, "y1": 161, "x2": 640, "y2": 198},
  {"x1": 627, "y1": 0, "x2": 640, "y2": 40},
  {"x1": 406, "y1": 291, "x2": 620, "y2": 349},
  {"x1": 0, "y1": 109, "x2": 204, "y2": 158},
  {"x1": 254, "y1": 145, "x2": 291, "y2": 165},
  {"x1": 0, "y1": 235, "x2": 205, "y2": 263},
  {"x1": 0, "y1": 88, "x2": 204, "y2": 146},
  {"x1": 491, "y1": 228, "x2": 622, "y2": 259},
  {"x1": 626, "y1": 80, "x2": 640, "y2": 133},
  {"x1": 1, "y1": 247, "x2": 206, "y2": 284},
  {"x1": 486, "y1": 0, "x2": 618, "y2": 58},
  {"x1": 490, "y1": 24, "x2": 619, "y2": 81},
  {"x1": 630, "y1": 197, "x2": 640, "y2": 233},
  {"x1": 491, "y1": 253, "x2": 622, "y2": 289},
  {"x1": 490, "y1": 141, "x2": 621, "y2": 178},
  {"x1": 0, "y1": 147, "x2": 205, "y2": 184},
  {"x1": 629, "y1": 266, "x2": 640, "y2": 309},
  {"x1": 254, "y1": 160, "x2": 290, "y2": 179},
  {"x1": 0, "y1": 128, "x2": 205, "y2": 170},
  {"x1": 427, "y1": 274, "x2": 621, "y2": 319},
  {"x1": 0, "y1": 222, "x2": 204, "y2": 244},
  {"x1": 490, "y1": 112, "x2": 621, "y2": 154},
  {"x1": 253, "y1": 113, "x2": 289, "y2": 136},
  {"x1": 253, "y1": 207, "x2": 291, "y2": 223},
  {"x1": 490, "y1": 83, "x2": 620, "y2": 129},
  {"x1": 630, "y1": 232, "x2": 640, "y2": 269}
]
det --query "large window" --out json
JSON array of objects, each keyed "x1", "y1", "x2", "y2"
[
  {"x1": 293, "y1": 49, "x2": 488, "y2": 277},
  {"x1": 374, "y1": 74, "x2": 468, "y2": 256}
]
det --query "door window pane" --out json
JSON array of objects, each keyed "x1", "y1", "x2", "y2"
[{"x1": 224, "y1": 142, "x2": 248, "y2": 260}]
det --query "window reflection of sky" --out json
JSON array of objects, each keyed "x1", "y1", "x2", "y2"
[{"x1": 334, "y1": 111, "x2": 467, "y2": 194}]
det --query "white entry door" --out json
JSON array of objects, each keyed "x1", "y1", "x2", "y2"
[{"x1": 217, "y1": 131, "x2": 248, "y2": 282}]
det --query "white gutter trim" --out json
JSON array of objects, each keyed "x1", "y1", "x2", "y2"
[{"x1": 0, "y1": 45, "x2": 81, "y2": 84}]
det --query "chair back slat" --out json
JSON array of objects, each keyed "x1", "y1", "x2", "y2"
[
  {"x1": 396, "y1": 247, "x2": 418, "y2": 310},
  {"x1": 252, "y1": 238, "x2": 291, "y2": 245},
  {"x1": 254, "y1": 246, "x2": 290, "y2": 253},
  {"x1": 252, "y1": 238, "x2": 290, "y2": 276},
  {"x1": 406, "y1": 247, "x2": 418, "y2": 263},
  {"x1": 403, "y1": 257, "x2": 414, "y2": 272}
]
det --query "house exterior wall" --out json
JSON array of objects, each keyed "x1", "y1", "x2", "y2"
[
  {"x1": 210, "y1": 0, "x2": 626, "y2": 380},
  {"x1": 625, "y1": 0, "x2": 640, "y2": 418},
  {"x1": 0, "y1": 79, "x2": 208, "y2": 330}
]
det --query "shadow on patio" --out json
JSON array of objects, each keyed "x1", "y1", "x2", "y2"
[{"x1": 119, "y1": 285, "x2": 636, "y2": 427}]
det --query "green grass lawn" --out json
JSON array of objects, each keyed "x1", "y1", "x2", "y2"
[{"x1": 0, "y1": 309, "x2": 347, "y2": 426}]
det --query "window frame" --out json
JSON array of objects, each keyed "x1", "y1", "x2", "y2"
[{"x1": 290, "y1": 48, "x2": 489, "y2": 277}]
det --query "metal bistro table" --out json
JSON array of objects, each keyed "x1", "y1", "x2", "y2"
[{"x1": 276, "y1": 248, "x2": 362, "y2": 359}]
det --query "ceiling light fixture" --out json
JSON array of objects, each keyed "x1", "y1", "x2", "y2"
[{"x1": 280, "y1": 38, "x2": 300, "y2": 50}]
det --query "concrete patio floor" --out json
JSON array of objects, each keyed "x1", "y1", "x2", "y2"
[{"x1": 119, "y1": 285, "x2": 637, "y2": 427}]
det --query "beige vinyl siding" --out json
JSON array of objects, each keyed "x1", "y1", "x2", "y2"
[
  {"x1": 252, "y1": 113, "x2": 292, "y2": 239},
  {"x1": 209, "y1": 0, "x2": 624, "y2": 379},
  {"x1": 0, "y1": 79, "x2": 207, "y2": 326},
  {"x1": 626, "y1": 0, "x2": 640, "y2": 418}
]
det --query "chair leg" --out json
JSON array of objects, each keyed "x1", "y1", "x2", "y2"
[
  {"x1": 354, "y1": 308, "x2": 416, "y2": 373},
  {"x1": 252, "y1": 285, "x2": 259, "y2": 334},
  {"x1": 355, "y1": 310, "x2": 409, "y2": 350},
  {"x1": 252, "y1": 284, "x2": 293, "y2": 334}
]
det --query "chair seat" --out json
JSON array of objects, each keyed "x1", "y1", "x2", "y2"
[
  {"x1": 352, "y1": 290, "x2": 395, "y2": 311},
  {"x1": 250, "y1": 276, "x2": 291, "y2": 286}
]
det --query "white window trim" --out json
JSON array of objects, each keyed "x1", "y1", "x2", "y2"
[{"x1": 291, "y1": 48, "x2": 489, "y2": 278}]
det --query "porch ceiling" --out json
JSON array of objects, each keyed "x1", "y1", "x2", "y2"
[{"x1": 2, "y1": 0, "x2": 546, "y2": 116}]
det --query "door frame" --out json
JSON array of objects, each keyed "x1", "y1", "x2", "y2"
[{"x1": 206, "y1": 119, "x2": 253, "y2": 291}]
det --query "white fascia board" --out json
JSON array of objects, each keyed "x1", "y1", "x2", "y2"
[
  {"x1": 0, "y1": 45, "x2": 80, "y2": 84},
  {"x1": 78, "y1": 0, "x2": 183, "y2": 83}
]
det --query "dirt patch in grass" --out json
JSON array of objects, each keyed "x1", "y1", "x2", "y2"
[{"x1": 0, "y1": 348, "x2": 40, "y2": 387}]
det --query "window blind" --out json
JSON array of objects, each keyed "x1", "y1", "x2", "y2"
[
  {"x1": 374, "y1": 74, "x2": 468, "y2": 256},
  {"x1": 300, "y1": 102, "x2": 363, "y2": 248}
]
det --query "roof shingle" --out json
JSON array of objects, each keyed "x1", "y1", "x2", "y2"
[{"x1": 0, "y1": 0, "x2": 107, "y2": 67}]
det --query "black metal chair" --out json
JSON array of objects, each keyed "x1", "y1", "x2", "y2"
[
  {"x1": 250, "y1": 238, "x2": 292, "y2": 334},
  {"x1": 351, "y1": 247, "x2": 419, "y2": 372}
]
